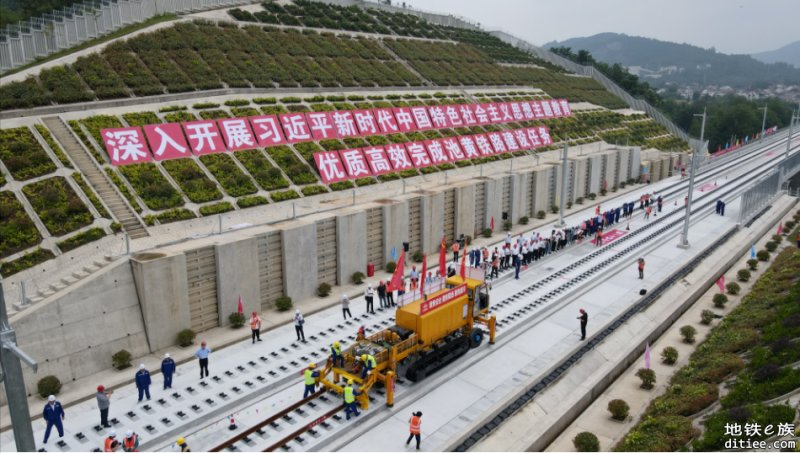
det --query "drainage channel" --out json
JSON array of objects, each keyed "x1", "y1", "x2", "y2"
[{"x1": 454, "y1": 225, "x2": 740, "y2": 451}]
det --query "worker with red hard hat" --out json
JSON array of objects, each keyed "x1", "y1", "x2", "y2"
[{"x1": 96, "y1": 385, "x2": 113, "y2": 428}]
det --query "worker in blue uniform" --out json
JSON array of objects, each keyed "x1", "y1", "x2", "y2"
[
  {"x1": 330, "y1": 342, "x2": 344, "y2": 368},
  {"x1": 343, "y1": 380, "x2": 361, "y2": 420},
  {"x1": 42, "y1": 395, "x2": 65, "y2": 444},
  {"x1": 303, "y1": 363, "x2": 320, "y2": 398}
]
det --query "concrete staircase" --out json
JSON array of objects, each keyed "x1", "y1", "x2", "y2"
[{"x1": 41, "y1": 117, "x2": 148, "y2": 239}]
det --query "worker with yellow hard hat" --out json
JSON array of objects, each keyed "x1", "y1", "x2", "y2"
[
  {"x1": 330, "y1": 341, "x2": 344, "y2": 367},
  {"x1": 360, "y1": 354, "x2": 377, "y2": 379},
  {"x1": 343, "y1": 379, "x2": 361, "y2": 420},
  {"x1": 303, "y1": 363, "x2": 320, "y2": 398},
  {"x1": 176, "y1": 437, "x2": 190, "y2": 452}
]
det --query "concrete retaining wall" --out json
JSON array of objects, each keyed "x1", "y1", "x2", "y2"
[{"x1": 5, "y1": 146, "x2": 645, "y2": 398}]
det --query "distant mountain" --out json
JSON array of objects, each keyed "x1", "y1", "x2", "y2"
[
  {"x1": 545, "y1": 33, "x2": 800, "y2": 89},
  {"x1": 751, "y1": 41, "x2": 800, "y2": 68}
]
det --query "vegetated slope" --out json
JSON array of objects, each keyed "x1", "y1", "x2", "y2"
[{"x1": 547, "y1": 32, "x2": 800, "y2": 88}]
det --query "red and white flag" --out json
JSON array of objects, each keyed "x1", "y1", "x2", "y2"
[
  {"x1": 389, "y1": 250, "x2": 405, "y2": 292},
  {"x1": 644, "y1": 342, "x2": 651, "y2": 369},
  {"x1": 490, "y1": 216, "x2": 495, "y2": 232},
  {"x1": 459, "y1": 248, "x2": 467, "y2": 280},
  {"x1": 777, "y1": 222, "x2": 783, "y2": 235},
  {"x1": 237, "y1": 295, "x2": 243, "y2": 314},
  {"x1": 715, "y1": 275, "x2": 725, "y2": 293},
  {"x1": 438, "y1": 235, "x2": 447, "y2": 278}
]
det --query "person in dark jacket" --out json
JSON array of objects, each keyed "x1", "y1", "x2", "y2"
[
  {"x1": 577, "y1": 309, "x2": 588, "y2": 340},
  {"x1": 135, "y1": 364, "x2": 151, "y2": 402},
  {"x1": 161, "y1": 353, "x2": 176, "y2": 390},
  {"x1": 42, "y1": 395, "x2": 65, "y2": 444}
]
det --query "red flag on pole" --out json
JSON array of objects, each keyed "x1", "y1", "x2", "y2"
[
  {"x1": 716, "y1": 275, "x2": 725, "y2": 293},
  {"x1": 777, "y1": 222, "x2": 783, "y2": 235},
  {"x1": 438, "y1": 235, "x2": 446, "y2": 278},
  {"x1": 420, "y1": 255, "x2": 428, "y2": 294},
  {"x1": 237, "y1": 295, "x2": 243, "y2": 314},
  {"x1": 490, "y1": 216, "x2": 495, "y2": 232},
  {"x1": 644, "y1": 342, "x2": 651, "y2": 369},
  {"x1": 459, "y1": 248, "x2": 467, "y2": 280},
  {"x1": 389, "y1": 250, "x2": 405, "y2": 292}
]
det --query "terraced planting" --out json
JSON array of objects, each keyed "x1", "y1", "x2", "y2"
[
  {"x1": 0, "y1": 191, "x2": 42, "y2": 258},
  {"x1": 21, "y1": 176, "x2": 93, "y2": 236},
  {"x1": 616, "y1": 244, "x2": 800, "y2": 451},
  {"x1": 0, "y1": 127, "x2": 57, "y2": 181},
  {"x1": 117, "y1": 163, "x2": 184, "y2": 210}
]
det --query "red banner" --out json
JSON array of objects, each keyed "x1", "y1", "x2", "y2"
[
  {"x1": 306, "y1": 111, "x2": 337, "y2": 141},
  {"x1": 458, "y1": 135, "x2": 480, "y2": 159},
  {"x1": 183, "y1": 120, "x2": 225, "y2": 155},
  {"x1": 218, "y1": 118, "x2": 257, "y2": 151},
  {"x1": 331, "y1": 110, "x2": 359, "y2": 138},
  {"x1": 487, "y1": 132, "x2": 507, "y2": 153},
  {"x1": 279, "y1": 113, "x2": 312, "y2": 143},
  {"x1": 424, "y1": 139, "x2": 450, "y2": 165},
  {"x1": 314, "y1": 151, "x2": 348, "y2": 184},
  {"x1": 249, "y1": 115, "x2": 287, "y2": 147},
  {"x1": 392, "y1": 107, "x2": 417, "y2": 133},
  {"x1": 427, "y1": 105, "x2": 450, "y2": 129},
  {"x1": 353, "y1": 109, "x2": 379, "y2": 136},
  {"x1": 374, "y1": 108, "x2": 399, "y2": 134},
  {"x1": 143, "y1": 123, "x2": 190, "y2": 161},
  {"x1": 385, "y1": 143, "x2": 413, "y2": 171},
  {"x1": 419, "y1": 283, "x2": 467, "y2": 316},
  {"x1": 339, "y1": 148, "x2": 372, "y2": 178},
  {"x1": 406, "y1": 141, "x2": 432, "y2": 168},
  {"x1": 362, "y1": 146, "x2": 392, "y2": 176},
  {"x1": 410, "y1": 106, "x2": 433, "y2": 130},
  {"x1": 101, "y1": 126, "x2": 151, "y2": 165}
]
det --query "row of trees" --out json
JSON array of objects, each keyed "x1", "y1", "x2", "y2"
[{"x1": 550, "y1": 46, "x2": 797, "y2": 152}]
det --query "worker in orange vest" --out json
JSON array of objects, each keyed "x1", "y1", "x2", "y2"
[
  {"x1": 122, "y1": 430, "x2": 139, "y2": 452},
  {"x1": 452, "y1": 241, "x2": 459, "y2": 263},
  {"x1": 104, "y1": 430, "x2": 120, "y2": 452},
  {"x1": 406, "y1": 411, "x2": 422, "y2": 450},
  {"x1": 250, "y1": 311, "x2": 262, "y2": 344}
]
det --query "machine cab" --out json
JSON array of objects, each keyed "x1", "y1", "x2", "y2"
[{"x1": 445, "y1": 268, "x2": 490, "y2": 317}]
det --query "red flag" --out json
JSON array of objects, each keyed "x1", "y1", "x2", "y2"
[
  {"x1": 459, "y1": 248, "x2": 467, "y2": 280},
  {"x1": 490, "y1": 216, "x2": 495, "y2": 231},
  {"x1": 644, "y1": 342, "x2": 651, "y2": 369},
  {"x1": 438, "y1": 235, "x2": 447, "y2": 278},
  {"x1": 716, "y1": 275, "x2": 725, "y2": 293},
  {"x1": 389, "y1": 250, "x2": 405, "y2": 292},
  {"x1": 237, "y1": 295, "x2": 243, "y2": 314},
  {"x1": 777, "y1": 222, "x2": 783, "y2": 235},
  {"x1": 420, "y1": 255, "x2": 428, "y2": 294}
]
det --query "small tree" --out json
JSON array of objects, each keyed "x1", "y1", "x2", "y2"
[
  {"x1": 228, "y1": 312, "x2": 245, "y2": 328},
  {"x1": 608, "y1": 399, "x2": 630, "y2": 421},
  {"x1": 385, "y1": 261, "x2": 396, "y2": 273},
  {"x1": 636, "y1": 368, "x2": 656, "y2": 389},
  {"x1": 737, "y1": 269, "x2": 751, "y2": 282},
  {"x1": 713, "y1": 293, "x2": 728, "y2": 308},
  {"x1": 177, "y1": 328, "x2": 196, "y2": 347},
  {"x1": 747, "y1": 259, "x2": 758, "y2": 271},
  {"x1": 726, "y1": 282, "x2": 741, "y2": 295},
  {"x1": 588, "y1": 193, "x2": 597, "y2": 200},
  {"x1": 536, "y1": 210, "x2": 546, "y2": 219},
  {"x1": 661, "y1": 346, "x2": 679, "y2": 365},
  {"x1": 566, "y1": 201, "x2": 573, "y2": 209},
  {"x1": 772, "y1": 234, "x2": 783, "y2": 242},
  {"x1": 275, "y1": 296, "x2": 292, "y2": 311},
  {"x1": 317, "y1": 282, "x2": 332, "y2": 297},
  {"x1": 351, "y1": 271, "x2": 365, "y2": 285},
  {"x1": 37, "y1": 376, "x2": 62, "y2": 398},
  {"x1": 550, "y1": 205, "x2": 559, "y2": 214},
  {"x1": 701, "y1": 309, "x2": 715, "y2": 325},
  {"x1": 573, "y1": 432, "x2": 600, "y2": 452},
  {"x1": 757, "y1": 250, "x2": 770, "y2": 261},
  {"x1": 112, "y1": 350, "x2": 132, "y2": 370},
  {"x1": 575, "y1": 197, "x2": 584, "y2": 205},
  {"x1": 600, "y1": 188, "x2": 608, "y2": 196},
  {"x1": 680, "y1": 325, "x2": 697, "y2": 344}
]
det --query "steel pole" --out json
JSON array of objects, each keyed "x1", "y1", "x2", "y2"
[
  {"x1": 760, "y1": 105, "x2": 768, "y2": 140},
  {"x1": 678, "y1": 155, "x2": 698, "y2": 248},
  {"x1": 788, "y1": 110, "x2": 798, "y2": 159},
  {"x1": 558, "y1": 142, "x2": 568, "y2": 227},
  {"x1": 0, "y1": 283, "x2": 38, "y2": 452}
]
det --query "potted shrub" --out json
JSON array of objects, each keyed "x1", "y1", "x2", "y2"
[
  {"x1": 600, "y1": 188, "x2": 607, "y2": 196},
  {"x1": 636, "y1": 368, "x2": 656, "y2": 389},
  {"x1": 575, "y1": 197, "x2": 584, "y2": 205},
  {"x1": 757, "y1": 250, "x2": 770, "y2": 261},
  {"x1": 385, "y1": 261, "x2": 396, "y2": 273},
  {"x1": 275, "y1": 296, "x2": 292, "y2": 311},
  {"x1": 566, "y1": 201, "x2": 573, "y2": 209},
  {"x1": 726, "y1": 282, "x2": 740, "y2": 295},
  {"x1": 772, "y1": 234, "x2": 783, "y2": 242},
  {"x1": 177, "y1": 329, "x2": 196, "y2": 347},
  {"x1": 503, "y1": 220, "x2": 512, "y2": 231},
  {"x1": 519, "y1": 216, "x2": 529, "y2": 225},
  {"x1": 112, "y1": 350, "x2": 132, "y2": 370},
  {"x1": 701, "y1": 309, "x2": 715, "y2": 325},
  {"x1": 746, "y1": 259, "x2": 758, "y2": 271},
  {"x1": 37, "y1": 375, "x2": 62, "y2": 398},
  {"x1": 412, "y1": 250, "x2": 424, "y2": 263},
  {"x1": 550, "y1": 205, "x2": 559, "y2": 214},
  {"x1": 317, "y1": 282, "x2": 332, "y2": 297},
  {"x1": 713, "y1": 293, "x2": 728, "y2": 308},
  {"x1": 228, "y1": 312, "x2": 245, "y2": 328},
  {"x1": 482, "y1": 228, "x2": 492, "y2": 238},
  {"x1": 680, "y1": 325, "x2": 697, "y2": 344},
  {"x1": 661, "y1": 346, "x2": 678, "y2": 365},
  {"x1": 588, "y1": 193, "x2": 597, "y2": 200},
  {"x1": 765, "y1": 241, "x2": 777, "y2": 252},
  {"x1": 351, "y1": 271, "x2": 365, "y2": 285},
  {"x1": 607, "y1": 399, "x2": 630, "y2": 421},
  {"x1": 536, "y1": 210, "x2": 546, "y2": 219},
  {"x1": 737, "y1": 269, "x2": 750, "y2": 282},
  {"x1": 573, "y1": 432, "x2": 600, "y2": 452}
]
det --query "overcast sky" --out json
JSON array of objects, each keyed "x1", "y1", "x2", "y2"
[{"x1": 398, "y1": 0, "x2": 799, "y2": 55}]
